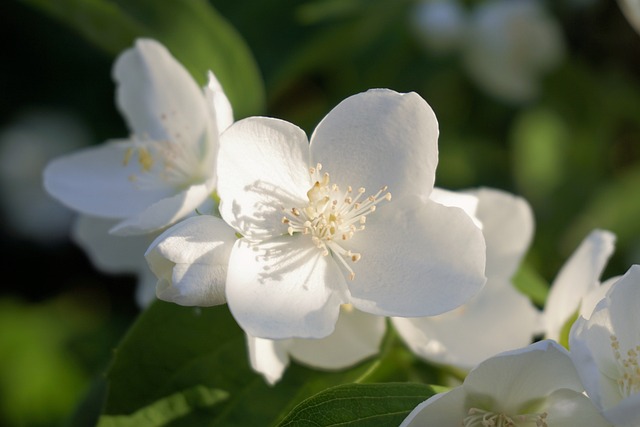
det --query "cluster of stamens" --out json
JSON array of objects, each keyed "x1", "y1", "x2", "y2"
[
  {"x1": 610, "y1": 335, "x2": 640, "y2": 398},
  {"x1": 281, "y1": 163, "x2": 391, "y2": 280},
  {"x1": 463, "y1": 408, "x2": 548, "y2": 427}
]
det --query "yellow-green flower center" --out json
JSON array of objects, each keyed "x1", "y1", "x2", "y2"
[
  {"x1": 281, "y1": 163, "x2": 391, "y2": 280},
  {"x1": 463, "y1": 408, "x2": 548, "y2": 427},
  {"x1": 610, "y1": 335, "x2": 640, "y2": 398}
]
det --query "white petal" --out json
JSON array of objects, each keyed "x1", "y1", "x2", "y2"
[
  {"x1": 205, "y1": 71, "x2": 234, "y2": 132},
  {"x1": 110, "y1": 180, "x2": 214, "y2": 235},
  {"x1": 545, "y1": 388, "x2": 613, "y2": 427},
  {"x1": 113, "y1": 39, "x2": 208, "y2": 146},
  {"x1": 310, "y1": 89, "x2": 439, "y2": 200},
  {"x1": 399, "y1": 387, "x2": 467, "y2": 427},
  {"x1": 145, "y1": 215, "x2": 236, "y2": 306},
  {"x1": 246, "y1": 334, "x2": 291, "y2": 386},
  {"x1": 471, "y1": 187, "x2": 534, "y2": 280},
  {"x1": 393, "y1": 283, "x2": 541, "y2": 371},
  {"x1": 347, "y1": 196, "x2": 486, "y2": 317},
  {"x1": 72, "y1": 215, "x2": 154, "y2": 272},
  {"x1": 606, "y1": 265, "x2": 640, "y2": 346},
  {"x1": 464, "y1": 340, "x2": 583, "y2": 412},
  {"x1": 580, "y1": 275, "x2": 619, "y2": 320},
  {"x1": 544, "y1": 229, "x2": 616, "y2": 341},
  {"x1": 429, "y1": 187, "x2": 481, "y2": 228},
  {"x1": 288, "y1": 307, "x2": 385, "y2": 370},
  {"x1": 135, "y1": 267, "x2": 159, "y2": 308},
  {"x1": 217, "y1": 117, "x2": 311, "y2": 239},
  {"x1": 43, "y1": 140, "x2": 174, "y2": 218},
  {"x1": 602, "y1": 392, "x2": 640, "y2": 427},
  {"x1": 225, "y1": 235, "x2": 349, "y2": 339}
]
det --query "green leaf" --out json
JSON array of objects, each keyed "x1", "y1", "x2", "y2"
[
  {"x1": 98, "y1": 386, "x2": 228, "y2": 427},
  {"x1": 101, "y1": 301, "x2": 387, "y2": 426},
  {"x1": 21, "y1": 0, "x2": 265, "y2": 118},
  {"x1": 277, "y1": 382, "x2": 436, "y2": 427}
]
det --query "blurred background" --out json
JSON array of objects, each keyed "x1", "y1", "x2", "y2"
[{"x1": 2, "y1": 0, "x2": 640, "y2": 425}]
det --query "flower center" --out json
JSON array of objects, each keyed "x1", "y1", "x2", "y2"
[
  {"x1": 281, "y1": 163, "x2": 391, "y2": 281},
  {"x1": 463, "y1": 408, "x2": 548, "y2": 427},
  {"x1": 610, "y1": 335, "x2": 640, "y2": 398},
  {"x1": 122, "y1": 135, "x2": 203, "y2": 190}
]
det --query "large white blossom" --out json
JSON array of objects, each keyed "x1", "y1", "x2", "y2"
[
  {"x1": 247, "y1": 305, "x2": 385, "y2": 385},
  {"x1": 543, "y1": 229, "x2": 616, "y2": 342},
  {"x1": 393, "y1": 188, "x2": 541, "y2": 371},
  {"x1": 570, "y1": 265, "x2": 640, "y2": 427},
  {"x1": 44, "y1": 38, "x2": 232, "y2": 236},
  {"x1": 211, "y1": 89, "x2": 486, "y2": 339},
  {"x1": 401, "y1": 340, "x2": 612, "y2": 427}
]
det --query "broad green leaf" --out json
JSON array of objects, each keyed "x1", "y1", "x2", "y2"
[
  {"x1": 277, "y1": 382, "x2": 436, "y2": 427},
  {"x1": 21, "y1": 0, "x2": 265, "y2": 118},
  {"x1": 101, "y1": 301, "x2": 391, "y2": 426},
  {"x1": 98, "y1": 386, "x2": 228, "y2": 427}
]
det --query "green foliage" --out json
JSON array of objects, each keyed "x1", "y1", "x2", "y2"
[
  {"x1": 21, "y1": 0, "x2": 265, "y2": 119},
  {"x1": 99, "y1": 301, "x2": 396, "y2": 426},
  {"x1": 277, "y1": 382, "x2": 436, "y2": 427}
]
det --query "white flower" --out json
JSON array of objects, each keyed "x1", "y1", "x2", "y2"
[
  {"x1": 619, "y1": 0, "x2": 640, "y2": 36},
  {"x1": 247, "y1": 305, "x2": 385, "y2": 385},
  {"x1": 401, "y1": 340, "x2": 612, "y2": 427},
  {"x1": 462, "y1": 0, "x2": 565, "y2": 103},
  {"x1": 570, "y1": 265, "x2": 640, "y2": 427},
  {"x1": 393, "y1": 188, "x2": 541, "y2": 370},
  {"x1": 543, "y1": 229, "x2": 616, "y2": 342},
  {"x1": 44, "y1": 38, "x2": 233, "y2": 236},
  {"x1": 72, "y1": 215, "x2": 160, "y2": 307},
  {"x1": 0, "y1": 110, "x2": 89, "y2": 244},
  {"x1": 216, "y1": 89, "x2": 486, "y2": 339},
  {"x1": 412, "y1": 0, "x2": 467, "y2": 54}
]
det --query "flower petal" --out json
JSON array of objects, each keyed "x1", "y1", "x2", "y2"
[
  {"x1": 393, "y1": 283, "x2": 541, "y2": 371},
  {"x1": 544, "y1": 229, "x2": 616, "y2": 341},
  {"x1": 246, "y1": 334, "x2": 291, "y2": 386},
  {"x1": 288, "y1": 307, "x2": 385, "y2": 370},
  {"x1": 205, "y1": 71, "x2": 234, "y2": 133},
  {"x1": 43, "y1": 140, "x2": 174, "y2": 218},
  {"x1": 464, "y1": 340, "x2": 583, "y2": 412},
  {"x1": 217, "y1": 117, "x2": 311, "y2": 239},
  {"x1": 545, "y1": 388, "x2": 612, "y2": 427},
  {"x1": 310, "y1": 89, "x2": 439, "y2": 200},
  {"x1": 110, "y1": 180, "x2": 214, "y2": 235},
  {"x1": 113, "y1": 39, "x2": 208, "y2": 146},
  {"x1": 471, "y1": 188, "x2": 534, "y2": 280},
  {"x1": 225, "y1": 235, "x2": 349, "y2": 339},
  {"x1": 145, "y1": 215, "x2": 236, "y2": 306},
  {"x1": 400, "y1": 387, "x2": 467, "y2": 427},
  {"x1": 347, "y1": 196, "x2": 486, "y2": 317},
  {"x1": 72, "y1": 215, "x2": 154, "y2": 272}
]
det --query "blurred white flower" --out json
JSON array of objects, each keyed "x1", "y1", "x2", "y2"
[
  {"x1": 215, "y1": 89, "x2": 486, "y2": 339},
  {"x1": 619, "y1": 0, "x2": 640, "y2": 35},
  {"x1": 44, "y1": 38, "x2": 232, "y2": 236},
  {"x1": 401, "y1": 340, "x2": 612, "y2": 427},
  {"x1": 570, "y1": 265, "x2": 640, "y2": 427},
  {"x1": 0, "y1": 110, "x2": 89, "y2": 244},
  {"x1": 543, "y1": 229, "x2": 617, "y2": 343},
  {"x1": 412, "y1": 0, "x2": 467, "y2": 54},
  {"x1": 73, "y1": 215, "x2": 159, "y2": 307},
  {"x1": 462, "y1": 0, "x2": 565, "y2": 103},
  {"x1": 393, "y1": 188, "x2": 541, "y2": 371},
  {"x1": 247, "y1": 305, "x2": 385, "y2": 385}
]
